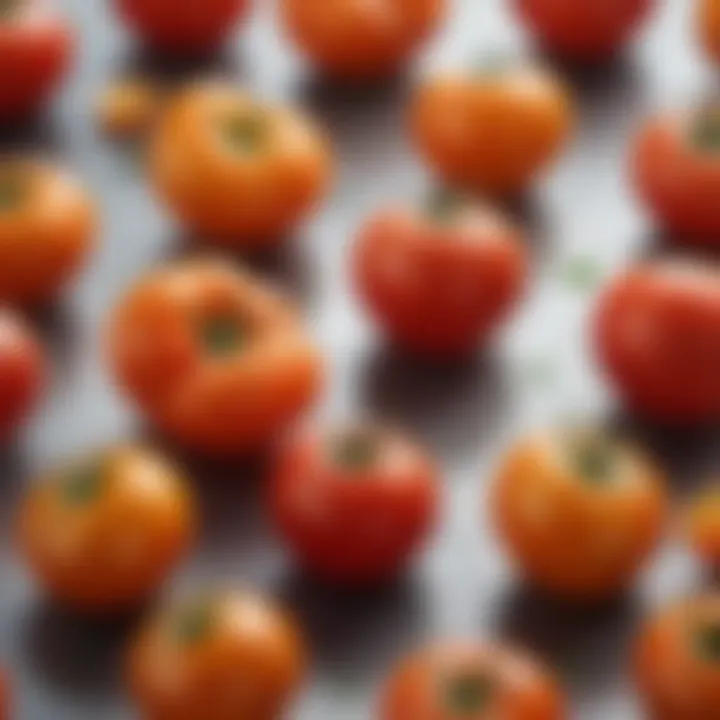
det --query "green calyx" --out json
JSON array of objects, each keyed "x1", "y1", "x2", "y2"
[
  {"x1": 0, "y1": 0, "x2": 21, "y2": 20},
  {"x1": 201, "y1": 315, "x2": 247, "y2": 357},
  {"x1": 425, "y1": 188, "x2": 463, "y2": 224},
  {"x1": 569, "y1": 435, "x2": 617, "y2": 485},
  {"x1": 174, "y1": 601, "x2": 215, "y2": 646},
  {"x1": 62, "y1": 457, "x2": 106, "y2": 506},
  {"x1": 0, "y1": 170, "x2": 26, "y2": 211},
  {"x1": 695, "y1": 622, "x2": 720, "y2": 663},
  {"x1": 221, "y1": 112, "x2": 267, "y2": 154},
  {"x1": 444, "y1": 671, "x2": 494, "y2": 715},
  {"x1": 691, "y1": 109, "x2": 720, "y2": 153},
  {"x1": 331, "y1": 432, "x2": 378, "y2": 472}
]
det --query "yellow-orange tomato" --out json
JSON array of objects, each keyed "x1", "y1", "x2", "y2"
[
  {"x1": 128, "y1": 591, "x2": 306, "y2": 720},
  {"x1": 634, "y1": 594, "x2": 720, "y2": 720},
  {"x1": 699, "y1": 0, "x2": 720, "y2": 63},
  {"x1": 491, "y1": 428, "x2": 668, "y2": 600},
  {"x1": 0, "y1": 159, "x2": 95, "y2": 305},
  {"x1": 107, "y1": 259, "x2": 322, "y2": 455},
  {"x1": 18, "y1": 445, "x2": 197, "y2": 612},
  {"x1": 684, "y1": 483, "x2": 720, "y2": 566},
  {"x1": 411, "y1": 64, "x2": 573, "y2": 195},
  {"x1": 96, "y1": 78, "x2": 163, "y2": 138},
  {"x1": 280, "y1": 0, "x2": 446, "y2": 80},
  {"x1": 150, "y1": 82, "x2": 332, "y2": 247}
]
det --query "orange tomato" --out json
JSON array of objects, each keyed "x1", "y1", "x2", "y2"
[
  {"x1": 382, "y1": 641, "x2": 566, "y2": 720},
  {"x1": 411, "y1": 63, "x2": 573, "y2": 196},
  {"x1": 128, "y1": 591, "x2": 306, "y2": 720},
  {"x1": 684, "y1": 483, "x2": 720, "y2": 567},
  {"x1": 353, "y1": 196, "x2": 528, "y2": 357},
  {"x1": 96, "y1": 78, "x2": 163, "y2": 139},
  {"x1": 632, "y1": 107, "x2": 720, "y2": 241},
  {"x1": 492, "y1": 428, "x2": 668, "y2": 600},
  {"x1": 280, "y1": 0, "x2": 446, "y2": 80},
  {"x1": 0, "y1": 158, "x2": 95, "y2": 305},
  {"x1": 150, "y1": 82, "x2": 332, "y2": 248},
  {"x1": 0, "y1": 0, "x2": 74, "y2": 119},
  {"x1": 699, "y1": 0, "x2": 720, "y2": 63},
  {"x1": 107, "y1": 259, "x2": 322, "y2": 455},
  {"x1": 634, "y1": 594, "x2": 720, "y2": 720},
  {"x1": 18, "y1": 445, "x2": 197, "y2": 612}
]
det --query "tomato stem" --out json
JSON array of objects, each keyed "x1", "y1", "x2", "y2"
[
  {"x1": 425, "y1": 188, "x2": 462, "y2": 224},
  {"x1": 0, "y1": 170, "x2": 25, "y2": 211},
  {"x1": 201, "y1": 315, "x2": 247, "y2": 357},
  {"x1": 570, "y1": 436, "x2": 617, "y2": 484},
  {"x1": 695, "y1": 622, "x2": 720, "y2": 663},
  {"x1": 221, "y1": 112, "x2": 267, "y2": 154},
  {"x1": 691, "y1": 108, "x2": 720, "y2": 152},
  {"x1": 443, "y1": 671, "x2": 494, "y2": 714},
  {"x1": 331, "y1": 432, "x2": 378, "y2": 471},
  {"x1": 62, "y1": 458, "x2": 106, "y2": 506},
  {"x1": 0, "y1": 0, "x2": 20, "y2": 19},
  {"x1": 175, "y1": 601, "x2": 215, "y2": 646}
]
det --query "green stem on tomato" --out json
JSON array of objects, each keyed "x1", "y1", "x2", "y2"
[
  {"x1": 443, "y1": 671, "x2": 495, "y2": 715},
  {"x1": 331, "y1": 432, "x2": 378, "y2": 472},
  {"x1": 691, "y1": 108, "x2": 720, "y2": 153},
  {"x1": 695, "y1": 622, "x2": 720, "y2": 663},
  {"x1": 221, "y1": 111, "x2": 268, "y2": 154},
  {"x1": 201, "y1": 315, "x2": 248, "y2": 357}
]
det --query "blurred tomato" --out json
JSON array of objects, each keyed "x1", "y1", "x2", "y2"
[
  {"x1": 492, "y1": 427, "x2": 668, "y2": 600},
  {"x1": 411, "y1": 63, "x2": 573, "y2": 195},
  {"x1": 514, "y1": 0, "x2": 654, "y2": 60},
  {"x1": 634, "y1": 594, "x2": 720, "y2": 720},
  {"x1": 594, "y1": 260, "x2": 720, "y2": 424},
  {"x1": 270, "y1": 425, "x2": 439, "y2": 585},
  {"x1": 699, "y1": 0, "x2": 720, "y2": 63},
  {"x1": 0, "y1": 0, "x2": 73, "y2": 119},
  {"x1": 114, "y1": 0, "x2": 249, "y2": 54},
  {"x1": 382, "y1": 641, "x2": 566, "y2": 720},
  {"x1": 280, "y1": 0, "x2": 446, "y2": 80},
  {"x1": 353, "y1": 197, "x2": 528, "y2": 357},
  {"x1": 684, "y1": 483, "x2": 720, "y2": 567},
  {"x1": 96, "y1": 77, "x2": 163, "y2": 139}
]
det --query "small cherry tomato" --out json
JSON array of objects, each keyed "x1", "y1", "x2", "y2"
[
  {"x1": 411, "y1": 63, "x2": 573, "y2": 196},
  {"x1": 594, "y1": 259, "x2": 720, "y2": 424},
  {"x1": 150, "y1": 82, "x2": 332, "y2": 247},
  {"x1": 18, "y1": 445, "x2": 197, "y2": 612},
  {"x1": 634, "y1": 594, "x2": 720, "y2": 720},
  {"x1": 280, "y1": 0, "x2": 446, "y2": 81},
  {"x1": 0, "y1": 0, "x2": 73, "y2": 120},
  {"x1": 114, "y1": 0, "x2": 249, "y2": 55},
  {"x1": 382, "y1": 641, "x2": 566, "y2": 720},
  {"x1": 128, "y1": 591, "x2": 306, "y2": 720},
  {"x1": 632, "y1": 107, "x2": 720, "y2": 241},
  {"x1": 698, "y1": 0, "x2": 720, "y2": 64},
  {"x1": 683, "y1": 483, "x2": 720, "y2": 567},
  {"x1": 107, "y1": 259, "x2": 322, "y2": 455},
  {"x1": 352, "y1": 196, "x2": 528, "y2": 357},
  {"x1": 0, "y1": 159, "x2": 95, "y2": 305},
  {"x1": 0, "y1": 309, "x2": 43, "y2": 440},
  {"x1": 514, "y1": 0, "x2": 654, "y2": 60},
  {"x1": 96, "y1": 78, "x2": 163, "y2": 139},
  {"x1": 492, "y1": 428, "x2": 668, "y2": 600},
  {"x1": 270, "y1": 425, "x2": 439, "y2": 585}
]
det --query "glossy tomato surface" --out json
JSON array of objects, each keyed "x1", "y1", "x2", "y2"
[
  {"x1": 270, "y1": 425, "x2": 439, "y2": 584},
  {"x1": 698, "y1": 0, "x2": 720, "y2": 63},
  {"x1": 684, "y1": 484, "x2": 720, "y2": 567}
]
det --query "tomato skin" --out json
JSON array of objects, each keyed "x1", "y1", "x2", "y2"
[
  {"x1": 353, "y1": 202, "x2": 528, "y2": 357},
  {"x1": 594, "y1": 260, "x2": 720, "y2": 424},
  {"x1": 382, "y1": 641, "x2": 566, "y2": 720},
  {"x1": 684, "y1": 484, "x2": 720, "y2": 567},
  {"x1": 150, "y1": 83, "x2": 333, "y2": 247},
  {"x1": 18, "y1": 445, "x2": 197, "y2": 612},
  {"x1": 0, "y1": 668, "x2": 9, "y2": 720},
  {"x1": 492, "y1": 429, "x2": 668, "y2": 600},
  {"x1": 411, "y1": 66, "x2": 573, "y2": 195},
  {"x1": 280, "y1": 0, "x2": 445, "y2": 80},
  {"x1": 269, "y1": 425, "x2": 439, "y2": 585},
  {"x1": 698, "y1": 0, "x2": 720, "y2": 63},
  {"x1": 634, "y1": 595, "x2": 720, "y2": 720},
  {"x1": 128, "y1": 591, "x2": 306, "y2": 720},
  {"x1": 114, "y1": 0, "x2": 249, "y2": 54},
  {"x1": 514, "y1": 0, "x2": 654, "y2": 60},
  {"x1": 107, "y1": 259, "x2": 322, "y2": 456}
]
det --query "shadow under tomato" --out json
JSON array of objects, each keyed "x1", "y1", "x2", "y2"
[
  {"x1": 638, "y1": 228, "x2": 720, "y2": 261},
  {"x1": 0, "y1": 112, "x2": 65, "y2": 156}
]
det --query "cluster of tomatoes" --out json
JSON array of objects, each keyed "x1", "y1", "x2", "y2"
[{"x1": 0, "y1": 0, "x2": 718, "y2": 719}]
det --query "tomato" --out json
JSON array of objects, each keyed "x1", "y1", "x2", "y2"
[
  {"x1": 150, "y1": 82, "x2": 333, "y2": 248},
  {"x1": 0, "y1": 0, "x2": 73, "y2": 120},
  {"x1": 594, "y1": 260, "x2": 720, "y2": 424},
  {"x1": 18, "y1": 445, "x2": 197, "y2": 612},
  {"x1": 411, "y1": 63, "x2": 573, "y2": 196},
  {"x1": 492, "y1": 428, "x2": 668, "y2": 600},
  {"x1": 280, "y1": 0, "x2": 446, "y2": 80},
  {"x1": 514, "y1": 0, "x2": 654, "y2": 60},
  {"x1": 632, "y1": 107, "x2": 720, "y2": 242},
  {"x1": 634, "y1": 594, "x2": 720, "y2": 720},
  {"x1": 96, "y1": 78, "x2": 163, "y2": 139},
  {"x1": 352, "y1": 196, "x2": 528, "y2": 357},
  {"x1": 683, "y1": 483, "x2": 720, "y2": 567},
  {"x1": 382, "y1": 641, "x2": 566, "y2": 720},
  {"x1": 0, "y1": 159, "x2": 95, "y2": 305},
  {"x1": 698, "y1": 0, "x2": 720, "y2": 63},
  {"x1": 107, "y1": 259, "x2": 322, "y2": 455},
  {"x1": 114, "y1": 0, "x2": 249, "y2": 55},
  {"x1": 0, "y1": 309, "x2": 43, "y2": 440},
  {"x1": 0, "y1": 669, "x2": 9, "y2": 720},
  {"x1": 269, "y1": 424, "x2": 439, "y2": 585},
  {"x1": 128, "y1": 591, "x2": 306, "y2": 720}
]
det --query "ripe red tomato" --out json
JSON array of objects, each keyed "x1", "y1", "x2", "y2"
[
  {"x1": 382, "y1": 641, "x2": 566, "y2": 720},
  {"x1": 114, "y1": 0, "x2": 250, "y2": 54},
  {"x1": 594, "y1": 260, "x2": 720, "y2": 424},
  {"x1": 352, "y1": 198, "x2": 528, "y2": 357},
  {"x1": 0, "y1": 309, "x2": 43, "y2": 440},
  {"x1": 514, "y1": 0, "x2": 654, "y2": 60},
  {"x1": 0, "y1": 0, "x2": 74, "y2": 119},
  {"x1": 269, "y1": 425, "x2": 439, "y2": 585}
]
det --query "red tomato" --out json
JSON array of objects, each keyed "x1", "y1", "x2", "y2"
[
  {"x1": 0, "y1": 309, "x2": 43, "y2": 440},
  {"x1": 114, "y1": 0, "x2": 250, "y2": 54},
  {"x1": 269, "y1": 425, "x2": 439, "y2": 585},
  {"x1": 0, "y1": 668, "x2": 9, "y2": 720},
  {"x1": 0, "y1": 0, "x2": 74, "y2": 119},
  {"x1": 514, "y1": 0, "x2": 654, "y2": 60},
  {"x1": 594, "y1": 259, "x2": 720, "y2": 424},
  {"x1": 352, "y1": 198, "x2": 528, "y2": 357}
]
